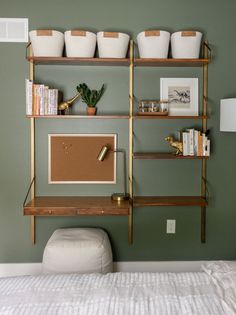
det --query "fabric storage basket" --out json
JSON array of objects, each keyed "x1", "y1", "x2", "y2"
[
  {"x1": 97, "y1": 31, "x2": 130, "y2": 58},
  {"x1": 29, "y1": 30, "x2": 64, "y2": 57},
  {"x1": 137, "y1": 30, "x2": 170, "y2": 58},
  {"x1": 65, "y1": 30, "x2": 96, "y2": 57},
  {"x1": 171, "y1": 31, "x2": 202, "y2": 59}
]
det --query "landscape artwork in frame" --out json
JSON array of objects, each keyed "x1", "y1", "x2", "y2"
[{"x1": 160, "y1": 78, "x2": 199, "y2": 116}]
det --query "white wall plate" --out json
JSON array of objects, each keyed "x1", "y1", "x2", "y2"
[{"x1": 0, "y1": 18, "x2": 28, "y2": 42}]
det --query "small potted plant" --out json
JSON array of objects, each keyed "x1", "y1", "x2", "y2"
[{"x1": 76, "y1": 83, "x2": 105, "y2": 115}]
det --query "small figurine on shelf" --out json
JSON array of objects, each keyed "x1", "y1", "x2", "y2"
[
  {"x1": 165, "y1": 136, "x2": 183, "y2": 155},
  {"x1": 76, "y1": 83, "x2": 106, "y2": 115},
  {"x1": 58, "y1": 92, "x2": 80, "y2": 115}
]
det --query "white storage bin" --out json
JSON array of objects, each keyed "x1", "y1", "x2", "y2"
[
  {"x1": 171, "y1": 31, "x2": 202, "y2": 59},
  {"x1": 97, "y1": 31, "x2": 130, "y2": 58},
  {"x1": 29, "y1": 30, "x2": 64, "y2": 57},
  {"x1": 65, "y1": 30, "x2": 96, "y2": 57},
  {"x1": 137, "y1": 30, "x2": 170, "y2": 58}
]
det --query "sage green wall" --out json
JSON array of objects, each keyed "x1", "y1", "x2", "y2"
[{"x1": 0, "y1": 0, "x2": 236, "y2": 263}]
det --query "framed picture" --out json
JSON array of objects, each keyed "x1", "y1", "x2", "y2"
[
  {"x1": 160, "y1": 78, "x2": 199, "y2": 116},
  {"x1": 48, "y1": 134, "x2": 117, "y2": 184}
]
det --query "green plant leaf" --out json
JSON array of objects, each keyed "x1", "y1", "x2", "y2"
[{"x1": 76, "y1": 83, "x2": 106, "y2": 107}]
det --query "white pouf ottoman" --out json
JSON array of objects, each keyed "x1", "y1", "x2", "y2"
[{"x1": 42, "y1": 228, "x2": 113, "y2": 274}]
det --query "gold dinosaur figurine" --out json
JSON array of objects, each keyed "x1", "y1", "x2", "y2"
[
  {"x1": 165, "y1": 136, "x2": 183, "y2": 155},
  {"x1": 58, "y1": 92, "x2": 80, "y2": 114}
]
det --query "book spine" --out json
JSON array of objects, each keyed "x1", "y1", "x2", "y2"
[
  {"x1": 48, "y1": 89, "x2": 52, "y2": 115},
  {"x1": 44, "y1": 86, "x2": 49, "y2": 115},
  {"x1": 188, "y1": 129, "x2": 194, "y2": 156},
  {"x1": 198, "y1": 134, "x2": 203, "y2": 156},
  {"x1": 52, "y1": 89, "x2": 58, "y2": 115},
  {"x1": 202, "y1": 133, "x2": 208, "y2": 156},
  {"x1": 39, "y1": 84, "x2": 45, "y2": 115},
  {"x1": 33, "y1": 84, "x2": 39, "y2": 115},
  {"x1": 205, "y1": 139, "x2": 210, "y2": 156},
  {"x1": 194, "y1": 130, "x2": 199, "y2": 156},
  {"x1": 25, "y1": 79, "x2": 33, "y2": 116},
  {"x1": 182, "y1": 132, "x2": 189, "y2": 156}
]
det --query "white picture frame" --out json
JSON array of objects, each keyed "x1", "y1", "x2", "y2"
[{"x1": 160, "y1": 78, "x2": 199, "y2": 116}]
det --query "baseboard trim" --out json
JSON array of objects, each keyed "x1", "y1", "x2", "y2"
[
  {"x1": 113, "y1": 261, "x2": 206, "y2": 272},
  {"x1": 0, "y1": 261, "x2": 207, "y2": 278},
  {"x1": 0, "y1": 263, "x2": 42, "y2": 277}
]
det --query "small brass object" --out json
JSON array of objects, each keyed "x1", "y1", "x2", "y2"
[
  {"x1": 165, "y1": 136, "x2": 183, "y2": 155},
  {"x1": 111, "y1": 193, "x2": 130, "y2": 201},
  {"x1": 58, "y1": 92, "x2": 80, "y2": 114}
]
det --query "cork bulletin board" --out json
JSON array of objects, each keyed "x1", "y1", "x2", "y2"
[{"x1": 48, "y1": 134, "x2": 117, "y2": 184}]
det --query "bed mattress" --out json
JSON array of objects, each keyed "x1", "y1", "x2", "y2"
[{"x1": 0, "y1": 261, "x2": 235, "y2": 314}]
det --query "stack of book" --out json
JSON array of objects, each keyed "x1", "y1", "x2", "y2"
[
  {"x1": 181, "y1": 129, "x2": 210, "y2": 157},
  {"x1": 25, "y1": 79, "x2": 59, "y2": 116}
]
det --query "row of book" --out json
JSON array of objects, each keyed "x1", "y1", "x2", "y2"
[
  {"x1": 180, "y1": 129, "x2": 210, "y2": 156},
  {"x1": 25, "y1": 79, "x2": 59, "y2": 116}
]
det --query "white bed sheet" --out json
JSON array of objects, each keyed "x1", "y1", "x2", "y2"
[{"x1": 0, "y1": 261, "x2": 235, "y2": 315}]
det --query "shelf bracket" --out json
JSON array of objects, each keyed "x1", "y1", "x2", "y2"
[
  {"x1": 203, "y1": 41, "x2": 212, "y2": 61},
  {"x1": 23, "y1": 176, "x2": 35, "y2": 207},
  {"x1": 23, "y1": 176, "x2": 36, "y2": 244}
]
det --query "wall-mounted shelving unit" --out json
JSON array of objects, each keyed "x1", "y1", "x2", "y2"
[{"x1": 24, "y1": 41, "x2": 211, "y2": 244}]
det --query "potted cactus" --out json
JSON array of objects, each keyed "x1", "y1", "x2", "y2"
[{"x1": 76, "y1": 83, "x2": 105, "y2": 115}]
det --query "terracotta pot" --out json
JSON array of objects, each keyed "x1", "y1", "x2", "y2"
[{"x1": 86, "y1": 107, "x2": 97, "y2": 115}]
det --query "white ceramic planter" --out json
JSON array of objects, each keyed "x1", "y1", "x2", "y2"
[
  {"x1": 97, "y1": 32, "x2": 130, "y2": 58},
  {"x1": 65, "y1": 30, "x2": 96, "y2": 57},
  {"x1": 29, "y1": 30, "x2": 64, "y2": 57},
  {"x1": 137, "y1": 30, "x2": 170, "y2": 58},
  {"x1": 171, "y1": 31, "x2": 202, "y2": 59}
]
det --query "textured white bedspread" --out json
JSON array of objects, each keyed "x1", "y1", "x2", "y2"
[{"x1": 0, "y1": 262, "x2": 236, "y2": 314}]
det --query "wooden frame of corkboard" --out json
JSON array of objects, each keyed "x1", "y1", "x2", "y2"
[{"x1": 48, "y1": 134, "x2": 117, "y2": 184}]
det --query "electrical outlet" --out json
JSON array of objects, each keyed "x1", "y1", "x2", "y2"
[{"x1": 166, "y1": 220, "x2": 176, "y2": 234}]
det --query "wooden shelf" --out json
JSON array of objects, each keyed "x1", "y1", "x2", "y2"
[
  {"x1": 26, "y1": 114, "x2": 130, "y2": 119},
  {"x1": 134, "y1": 58, "x2": 210, "y2": 67},
  {"x1": 134, "y1": 196, "x2": 207, "y2": 207},
  {"x1": 27, "y1": 56, "x2": 130, "y2": 66},
  {"x1": 133, "y1": 115, "x2": 207, "y2": 119},
  {"x1": 24, "y1": 196, "x2": 130, "y2": 216},
  {"x1": 27, "y1": 114, "x2": 207, "y2": 120},
  {"x1": 133, "y1": 152, "x2": 209, "y2": 159},
  {"x1": 26, "y1": 57, "x2": 210, "y2": 67}
]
